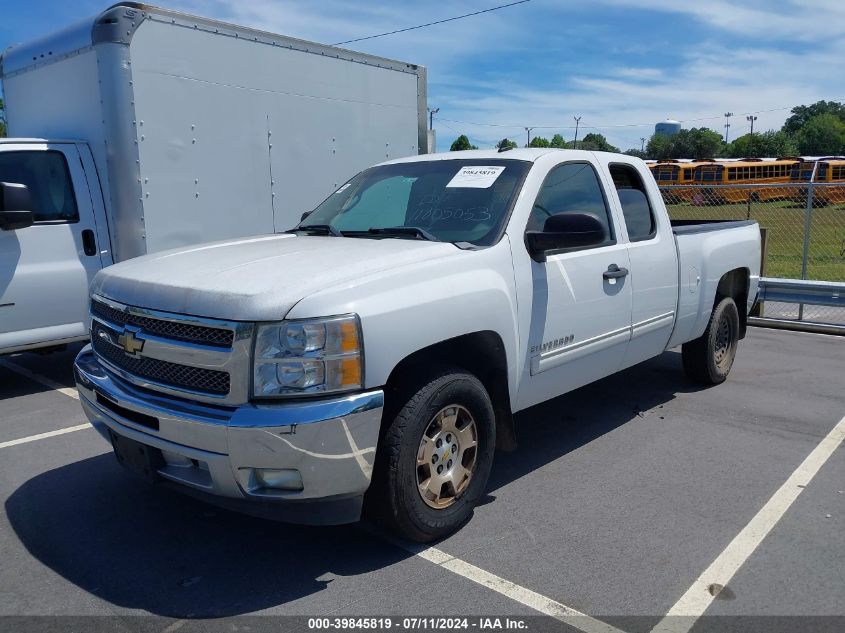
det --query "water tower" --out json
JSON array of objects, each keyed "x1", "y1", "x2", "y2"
[{"x1": 655, "y1": 119, "x2": 682, "y2": 137}]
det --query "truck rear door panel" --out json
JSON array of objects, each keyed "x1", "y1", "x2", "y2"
[{"x1": 606, "y1": 163, "x2": 679, "y2": 370}]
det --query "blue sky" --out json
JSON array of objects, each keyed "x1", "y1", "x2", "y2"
[{"x1": 2, "y1": 1, "x2": 843, "y2": 150}]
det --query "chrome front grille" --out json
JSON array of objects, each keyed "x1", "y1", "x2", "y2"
[
  {"x1": 92, "y1": 322, "x2": 230, "y2": 395},
  {"x1": 91, "y1": 299, "x2": 234, "y2": 348},
  {"x1": 89, "y1": 295, "x2": 254, "y2": 405}
]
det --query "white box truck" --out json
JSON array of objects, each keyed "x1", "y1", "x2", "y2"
[{"x1": 0, "y1": 2, "x2": 427, "y2": 354}]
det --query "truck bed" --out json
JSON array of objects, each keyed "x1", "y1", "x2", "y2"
[{"x1": 667, "y1": 219, "x2": 761, "y2": 349}]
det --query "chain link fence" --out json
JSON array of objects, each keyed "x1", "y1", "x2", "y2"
[{"x1": 659, "y1": 182, "x2": 845, "y2": 326}]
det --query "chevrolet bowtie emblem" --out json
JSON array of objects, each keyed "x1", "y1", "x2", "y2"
[{"x1": 117, "y1": 329, "x2": 145, "y2": 356}]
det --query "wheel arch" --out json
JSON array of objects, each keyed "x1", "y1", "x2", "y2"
[
  {"x1": 715, "y1": 267, "x2": 750, "y2": 339},
  {"x1": 381, "y1": 330, "x2": 516, "y2": 451}
]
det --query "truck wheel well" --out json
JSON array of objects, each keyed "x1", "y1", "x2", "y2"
[
  {"x1": 715, "y1": 268, "x2": 749, "y2": 339},
  {"x1": 382, "y1": 331, "x2": 516, "y2": 451}
]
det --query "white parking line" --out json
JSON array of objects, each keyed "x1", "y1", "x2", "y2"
[
  {"x1": 0, "y1": 359, "x2": 91, "y2": 449},
  {"x1": 0, "y1": 424, "x2": 92, "y2": 449},
  {"x1": 390, "y1": 538, "x2": 625, "y2": 633},
  {"x1": 4, "y1": 356, "x2": 619, "y2": 632},
  {"x1": 651, "y1": 413, "x2": 845, "y2": 633},
  {"x1": 0, "y1": 358, "x2": 79, "y2": 400}
]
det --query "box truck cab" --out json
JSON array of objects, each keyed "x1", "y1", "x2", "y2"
[
  {"x1": 0, "y1": 140, "x2": 109, "y2": 352},
  {"x1": 0, "y1": 2, "x2": 427, "y2": 354}
]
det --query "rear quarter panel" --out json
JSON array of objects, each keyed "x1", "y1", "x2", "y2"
[{"x1": 668, "y1": 223, "x2": 761, "y2": 348}]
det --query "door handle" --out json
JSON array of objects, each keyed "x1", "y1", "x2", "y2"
[
  {"x1": 82, "y1": 229, "x2": 97, "y2": 256},
  {"x1": 603, "y1": 264, "x2": 629, "y2": 280}
]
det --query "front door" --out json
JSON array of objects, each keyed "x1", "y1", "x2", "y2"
[
  {"x1": 518, "y1": 161, "x2": 632, "y2": 410},
  {"x1": 0, "y1": 143, "x2": 103, "y2": 352}
]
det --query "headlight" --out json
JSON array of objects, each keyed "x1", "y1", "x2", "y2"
[{"x1": 253, "y1": 314, "x2": 363, "y2": 397}]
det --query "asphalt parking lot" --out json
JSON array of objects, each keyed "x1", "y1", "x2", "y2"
[{"x1": 1, "y1": 328, "x2": 843, "y2": 633}]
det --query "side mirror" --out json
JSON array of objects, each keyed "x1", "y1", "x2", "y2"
[
  {"x1": 0, "y1": 182, "x2": 34, "y2": 231},
  {"x1": 525, "y1": 212, "x2": 606, "y2": 262}
]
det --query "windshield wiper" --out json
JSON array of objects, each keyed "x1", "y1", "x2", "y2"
[
  {"x1": 365, "y1": 226, "x2": 440, "y2": 242},
  {"x1": 288, "y1": 224, "x2": 343, "y2": 237}
]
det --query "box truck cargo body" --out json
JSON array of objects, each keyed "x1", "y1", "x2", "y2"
[{"x1": 0, "y1": 3, "x2": 426, "y2": 353}]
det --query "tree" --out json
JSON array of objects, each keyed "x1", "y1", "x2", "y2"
[
  {"x1": 683, "y1": 127, "x2": 724, "y2": 159},
  {"x1": 725, "y1": 130, "x2": 798, "y2": 158},
  {"x1": 577, "y1": 132, "x2": 619, "y2": 152},
  {"x1": 549, "y1": 133, "x2": 571, "y2": 149},
  {"x1": 646, "y1": 133, "x2": 673, "y2": 159},
  {"x1": 528, "y1": 136, "x2": 550, "y2": 148},
  {"x1": 645, "y1": 127, "x2": 723, "y2": 160},
  {"x1": 624, "y1": 148, "x2": 647, "y2": 159},
  {"x1": 0, "y1": 98, "x2": 5, "y2": 138},
  {"x1": 496, "y1": 138, "x2": 517, "y2": 150},
  {"x1": 449, "y1": 135, "x2": 477, "y2": 151},
  {"x1": 796, "y1": 113, "x2": 845, "y2": 155},
  {"x1": 783, "y1": 100, "x2": 845, "y2": 137}
]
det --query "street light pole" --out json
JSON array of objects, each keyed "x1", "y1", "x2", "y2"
[
  {"x1": 573, "y1": 116, "x2": 581, "y2": 149},
  {"x1": 525, "y1": 127, "x2": 534, "y2": 147},
  {"x1": 747, "y1": 115, "x2": 757, "y2": 156},
  {"x1": 428, "y1": 107, "x2": 440, "y2": 131},
  {"x1": 724, "y1": 112, "x2": 733, "y2": 143},
  {"x1": 640, "y1": 137, "x2": 646, "y2": 152}
]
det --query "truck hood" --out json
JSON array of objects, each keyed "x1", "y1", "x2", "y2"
[{"x1": 92, "y1": 234, "x2": 459, "y2": 321}]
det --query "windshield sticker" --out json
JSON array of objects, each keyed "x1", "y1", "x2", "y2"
[{"x1": 446, "y1": 166, "x2": 506, "y2": 189}]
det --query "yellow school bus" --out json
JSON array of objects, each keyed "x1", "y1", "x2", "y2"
[
  {"x1": 692, "y1": 159, "x2": 799, "y2": 203},
  {"x1": 791, "y1": 157, "x2": 845, "y2": 205},
  {"x1": 649, "y1": 160, "x2": 715, "y2": 203}
]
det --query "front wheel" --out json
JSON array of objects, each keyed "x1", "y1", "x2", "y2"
[
  {"x1": 376, "y1": 369, "x2": 496, "y2": 542},
  {"x1": 682, "y1": 296, "x2": 740, "y2": 385}
]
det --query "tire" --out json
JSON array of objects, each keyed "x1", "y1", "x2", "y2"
[
  {"x1": 682, "y1": 297, "x2": 740, "y2": 385},
  {"x1": 375, "y1": 368, "x2": 496, "y2": 542}
]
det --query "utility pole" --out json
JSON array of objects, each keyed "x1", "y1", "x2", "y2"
[
  {"x1": 428, "y1": 107, "x2": 440, "y2": 131},
  {"x1": 747, "y1": 115, "x2": 757, "y2": 156},
  {"x1": 640, "y1": 137, "x2": 646, "y2": 152},
  {"x1": 525, "y1": 127, "x2": 534, "y2": 147},
  {"x1": 724, "y1": 112, "x2": 733, "y2": 143},
  {"x1": 573, "y1": 116, "x2": 581, "y2": 149}
]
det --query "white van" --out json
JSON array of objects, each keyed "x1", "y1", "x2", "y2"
[{"x1": 0, "y1": 3, "x2": 426, "y2": 354}]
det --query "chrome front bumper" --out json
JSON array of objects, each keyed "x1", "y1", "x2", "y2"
[{"x1": 73, "y1": 346, "x2": 384, "y2": 524}]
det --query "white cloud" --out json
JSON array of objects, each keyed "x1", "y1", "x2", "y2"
[
  {"x1": 432, "y1": 39, "x2": 843, "y2": 149},
  {"x1": 594, "y1": 0, "x2": 845, "y2": 42},
  {"x1": 616, "y1": 67, "x2": 664, "y2": 81},
  {"x1": 162, "y1": 0, "x2": 844, "y2": 151}
]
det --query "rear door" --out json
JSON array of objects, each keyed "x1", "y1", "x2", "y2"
[
  {"x1": 0, "y1": 143, "x2": 104, "y2": 352},
  {"x1": 605, "y1": 161, "x2": 678, "y2": 369}
]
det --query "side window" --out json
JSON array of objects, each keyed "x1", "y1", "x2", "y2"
[
  {"x1": 526, "y1": 162, "x2": 614, "y2": 247},
  {"x1": 0, "y1": 150, "x2": 79, "y2": 223},
  {"x1": 609, "y1": 164, "x2": 656, "y2": 242}
]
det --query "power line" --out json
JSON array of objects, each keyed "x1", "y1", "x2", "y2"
[
  {"x1": 439, "y1": 117, "x2": 526, "y2": 129},
  {"x1": 437, "y1": 97, "x2": 845, "y2": 133},
  {"x1": 436, "y1": 119, "x2": 494, "y2": 148},
  {"x1": 332, "y1": 0, "x2": 531, "y2": 46}
]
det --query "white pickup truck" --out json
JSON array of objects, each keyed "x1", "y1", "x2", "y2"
[{"x1": 73, "y1": 149, "x2": 760, "y2": 541}]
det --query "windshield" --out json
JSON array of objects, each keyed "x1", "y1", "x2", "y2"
[{"x1": 299, "y1": 159, "x2": 531, "y2": 246}]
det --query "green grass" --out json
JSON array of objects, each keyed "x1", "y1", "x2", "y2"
[{"x1": 665, "y1": 198, "x2": 845, "y2": 281}]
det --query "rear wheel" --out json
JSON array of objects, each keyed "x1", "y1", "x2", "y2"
[
  {"x1": 682, "y1": 297, "x2": 740, "y2": 385},
  {"x1": 376, "y1": 369, "x2": 495, "y2": 542}
]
